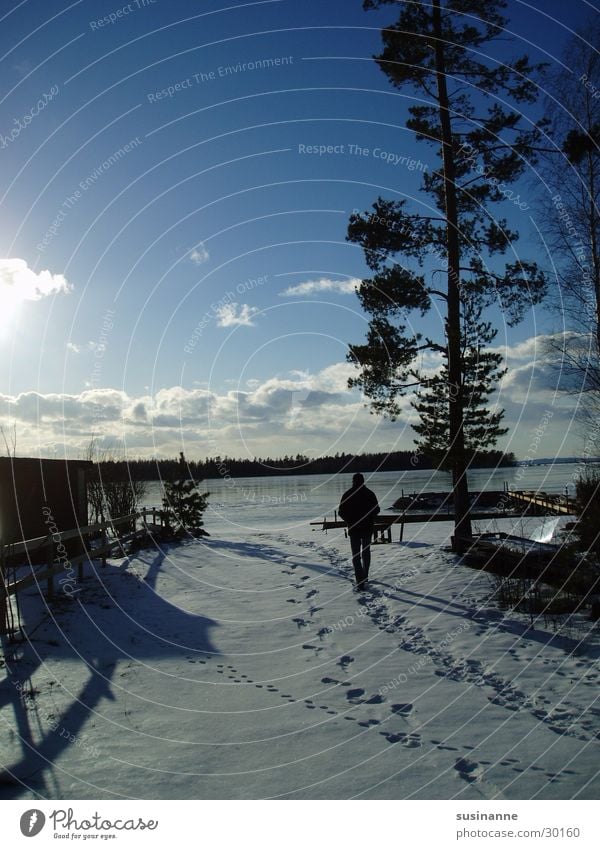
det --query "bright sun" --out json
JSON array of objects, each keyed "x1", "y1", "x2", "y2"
[
  {"x1": 0, "y1": 285, "x2": 26, "y2": 334},
  {"x1": 0, "y1": 257, "x2": 71, "y2": 335}
]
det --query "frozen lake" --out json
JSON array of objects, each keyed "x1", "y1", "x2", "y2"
[{"x1": 142, "y1": 462, "x2": 587, "y2": 535}]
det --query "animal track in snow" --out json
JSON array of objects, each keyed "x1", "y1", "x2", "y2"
[
  {"x1": 346, "y1": 688, "x2": 366, "y2": 704},
  {"x1": 391, "y1": 703, "x2": 413, "y2": 716},
  {"x1": 454, "y1": 757, "x2": 484, "y2": 783}
]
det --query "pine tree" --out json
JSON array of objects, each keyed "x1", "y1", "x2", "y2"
[
  {"x1": 162, "y1": 452, "x2": 209, "y2": 537},
  {"x1": 411, "y1": 303, "x2": 507, "y2": 468},
  {"x1": 347, "y1": 0, "x2": 548, "y2": 550}
]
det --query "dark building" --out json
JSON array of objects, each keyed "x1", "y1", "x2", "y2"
[{"x1": 0, "y1": 457, "x2": 93, "y2": 545}]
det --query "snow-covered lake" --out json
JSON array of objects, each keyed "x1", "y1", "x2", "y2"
[{"x1": 142, "y1": 463, "x2": 586, "y2": 535}]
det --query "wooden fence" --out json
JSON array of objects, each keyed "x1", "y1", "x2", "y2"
[{"x1": 0, "y1": 507, "x2": 166, "y2": 634}]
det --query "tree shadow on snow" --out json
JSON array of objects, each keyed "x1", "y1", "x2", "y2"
[
  {"x1": 0, "y1": 547, "x2": 219, "y2": 799},
  {"x1": 397, "y1": 540, "x2": 432, "y2": 549},
  {"x1": 199, "y1": 537, "x2": 295, "y2": 564}
]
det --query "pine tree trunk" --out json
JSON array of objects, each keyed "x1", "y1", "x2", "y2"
[{"x1": 432, "y1": 0, "x2": 472, "y2": 552}]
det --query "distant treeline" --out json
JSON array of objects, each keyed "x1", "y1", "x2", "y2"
[{"x1": 95, "y1": 449, "x2": 517, "y2": 482}]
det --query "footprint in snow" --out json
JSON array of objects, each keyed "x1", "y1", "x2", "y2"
[
  {"x1": 381, "y1": 731, "x2": 406, "y2": 744},
  {"x1": 391, "y1": 703, "x2": 413, "y2": 716},
  {"x1": 346, "y1": 688, "x2": 365, "y2": 704},
  {"x1": 454, "y1": 757, "x2": 484, "y2": 782}
]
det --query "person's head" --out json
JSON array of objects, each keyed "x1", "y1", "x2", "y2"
[{"x1": 352, "y1": 473, "x2": 365, "y2": 488}]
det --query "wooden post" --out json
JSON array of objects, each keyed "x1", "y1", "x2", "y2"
[
  {"x1": 400, "y1": 521, "x2": 405, "y2": 543},
  {"x1": 101, "y1": 514, "x2": 107, "y2": 567},
  {"x1": 0, "y1": 538, "x2": 8, "y2": 635},
  {"x1": 46, "y1": 538, "x2": 54, "y2": 599},
  {"x1": 78, "y1": 529, "x2": 85, "y2": 582}
]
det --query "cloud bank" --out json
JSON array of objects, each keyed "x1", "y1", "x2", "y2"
[{"x1": 0, "y1": 336, "x2": 583, "y2": 459}]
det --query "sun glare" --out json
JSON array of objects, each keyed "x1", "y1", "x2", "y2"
[
  {"x1": 0, "y1": 257, "x2": 71, "y2": 337},
  {"x1": 0, "y1": 284, "x2": 25, "y2": 335}
]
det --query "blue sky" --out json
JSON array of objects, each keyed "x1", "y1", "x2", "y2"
[{"x1": 0, "y1": 0, "x2": 596, "y2": 461}]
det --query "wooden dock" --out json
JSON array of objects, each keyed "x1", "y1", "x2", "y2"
[
  {"x1": 507, "y1": 490, "x2": 573, "y2": 516},
  {"x1": 310, "y1": 510, "x2": 518, "y2": 543},
  {"x1": 311, "y1": 489, "x2": 576, "y2": 542}
]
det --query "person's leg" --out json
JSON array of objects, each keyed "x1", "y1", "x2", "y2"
[
  {"x1": 349, "y1": 533, "x2": 365, "y2": 586},
  {"x1": 360, "y1": 530, "x2": 372, "y2": 580}
]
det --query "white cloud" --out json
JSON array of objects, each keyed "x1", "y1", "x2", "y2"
[
  {"x1": 0, "y1": 257, "x2": 71, "y2": 301},
  {"x1": 189, "y1": 243, "x2": 209, "y2": 265},
  {"x1": 0, "y1": 340, "x2": 585, "y2": 459},
  {"x1": 280, "y1": 277, "x2": 361, "y2": 297},
  {"x1": 490, "y1": 333, "x2": 589, "y2": 364},
  {"x1": 215, "y1": 302, "x2": 259, "y2": 327},
  {"x1": 67, "y1": 340, "x2": 102, "y2": 355}
]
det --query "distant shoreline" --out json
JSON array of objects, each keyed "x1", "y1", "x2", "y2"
[{"x1": 88, "y1": 449, "x2": 518, "y2": 483}]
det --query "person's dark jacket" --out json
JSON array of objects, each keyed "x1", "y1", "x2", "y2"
[{"x1": 338, "y1": 484, "x2": 380, "y2": 533}]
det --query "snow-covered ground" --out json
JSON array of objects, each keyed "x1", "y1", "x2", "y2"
[{"x1": 1, "y1": 516, "x2": 598, "y2": 800}]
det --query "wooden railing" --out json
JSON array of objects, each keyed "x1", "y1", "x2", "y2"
[
  {"x1": 0, "y1": 507, "x2": 167, "y2": 633},
  {"x1": 508, "y1": 490, "x2": 573, "y2": 516}
]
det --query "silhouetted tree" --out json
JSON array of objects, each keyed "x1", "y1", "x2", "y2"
[
  {"x1": 347, "y1": 0, "x2": 547, "y2": 550},
  {"x1": 537, "y1": 17, "x2": 600, "y2": 451}
]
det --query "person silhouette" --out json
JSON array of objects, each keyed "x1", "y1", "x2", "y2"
[{"x1": 338, "y1": 473, "x2": 380, "y2": 590}]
